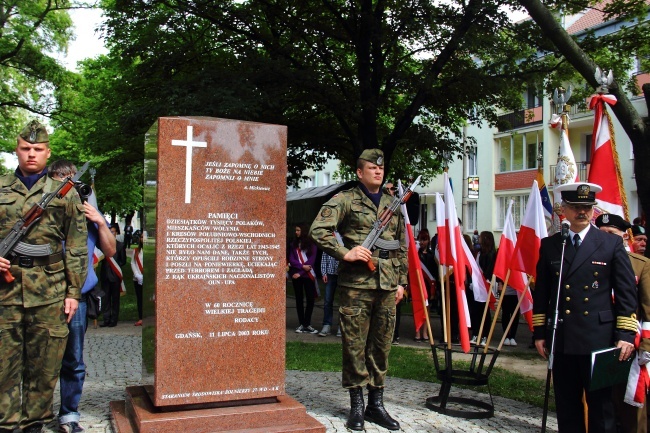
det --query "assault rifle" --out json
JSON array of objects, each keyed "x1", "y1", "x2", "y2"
[
  {"x1": 0, "y1": 162, "x2": 89, "y2": 283},
  {"x1": 362, "y1": 176, "x2": 421, "y2": 272}
]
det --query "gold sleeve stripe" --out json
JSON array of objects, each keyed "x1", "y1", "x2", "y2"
[
  {"x1": 532, "y1": 314, "x2": 546, "y2": 327},
  {"x1": 617, "y1": 317, "x2": 639, "y2": 331}
]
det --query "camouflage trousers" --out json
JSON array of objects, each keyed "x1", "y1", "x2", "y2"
[
  {"x1": 0, "y1": 302, "x2": 69, "y2": 431},
  {"x1": 339, "y1": 288, "x2": 396, "y2": 389}
]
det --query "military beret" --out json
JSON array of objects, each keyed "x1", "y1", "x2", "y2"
[
  {"x1": 632, "y1": 225, "x2": 647, "y2": 237},
  {"x1": 554, "y1": 182, "x2": 601, "y2": 206},
  {"x1": 595, "y1": 213, "x2": 631, "y2": 231},
  {"x1": 19, "y1": 120, "x2": 49, "y2": 144},
  {"x1": 359, "y1": 149, "x2": 384, "y2": 166}
]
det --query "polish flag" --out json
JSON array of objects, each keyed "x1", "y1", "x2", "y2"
[
  {"x1": 443, "y1": 173, "x2": 471, "y2": 353},
  {"x1": 588, "y1": 94, "x2": 625, "y2": 217},
  {"x1": 435, "y1": 192, "x2": 448, "y2": 266},
  {"x1": 461, "y1": 238, "x2": 489, "y2": 303},
  {"x1": 510, "y1": 180, "x2": 548, "y2": 279},
  {"x1": 494, "y1": 199, "x2": 532, "y2": 329},
  {"x1": 399, "y1": 182, "x2": 428, "y2": 333},
  {"x1": 494, "y1": 200, "x2": 528, "y2": 293}
]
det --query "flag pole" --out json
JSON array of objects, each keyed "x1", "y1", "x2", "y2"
[
  {"x1": 475, "y1": 274, "x2": 496, "y2": 346},
  {"x1": 496, "y1": 280, "x2": 532, "y2": 351},
  {"x1": 483, "y1": 269, "x2": 511, "y2": 353},
  {"x1": 445, "y1": 269, "x2": 452, "y2": 349},
  {"x1": 416, "y1": 267, "x2": 435, "y2": 346},
  {"x1": 469, "y1": 274, "x2": 497, "y2": 372}
]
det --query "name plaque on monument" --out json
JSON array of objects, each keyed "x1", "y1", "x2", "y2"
[{"x1": 154, "y1": 116, "x2": 287, "y2": 407}]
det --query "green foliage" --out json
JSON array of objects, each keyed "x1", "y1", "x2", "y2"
[
  {"x1": 0, "y1": 0, "x2": 80, "y2": 149},
  {"x1": 95, "y1": 0, "x2": 544, "y2": 184}
]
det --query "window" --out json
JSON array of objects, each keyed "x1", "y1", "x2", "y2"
[
  {"x1": 468, "y1": 146, "x2": 477, "y2": 176},
  {"x1": 323, "y1": 172, "x2": 331, "y2": 186},
  {"x1": 429, "y1": 203, "x2": 437, "y2": 221},
  {"x1": 526, "y1": 131, "x2": 540, "y2": 169},
  {"x1": 496, "y1": 195, "x2": 526, "y2": 230},
  {"x1": 526, "y1": 86, "x2": 540, "y2": 109},
  {"x1": 497, "y1": 131, "x2": 541, "y2": 173},
  {"x1": 306, "y1": 175, "x2": 315, "y2": 187},
  {"x1": 467, "y1": 202, "x2": 477, "y2": 232}
]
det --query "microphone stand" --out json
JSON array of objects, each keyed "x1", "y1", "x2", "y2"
[{"x1": 541, "y1": 223, "x2": 570, "y2": 432}]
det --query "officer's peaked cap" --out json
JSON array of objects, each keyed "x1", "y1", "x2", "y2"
[{"x1": 555, "y1": 182, "x2": 601, "y2": 206}]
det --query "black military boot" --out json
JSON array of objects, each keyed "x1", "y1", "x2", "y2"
[
  {"x1": 22, "y1": 423, "x2": 43, "y2": 433},
  {"x1": 365, "y1": 387, "x2": 400, "y2": 430},
  {"x1": 346, "y1": 387, "x2": 365, "y2": 431}
]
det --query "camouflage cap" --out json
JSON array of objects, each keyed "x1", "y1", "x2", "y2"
[
  {"x1": 359, "y1": 149, "x2": 384, "y2": 166},
  {"x1": 19, "y1": 120, "x2": 49, "y2": 144}
]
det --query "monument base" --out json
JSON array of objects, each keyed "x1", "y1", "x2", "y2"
[{"x1": 110, "y1": 386, "x2": 325, "y2": 433}]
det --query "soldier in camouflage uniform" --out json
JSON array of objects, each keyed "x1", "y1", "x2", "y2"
[
  {"x1": 310, "y1": 149, "x2": 406, "y2": 431},
  {"x1": 0, "y1": 121, "x2": 88, "y2": 433}
]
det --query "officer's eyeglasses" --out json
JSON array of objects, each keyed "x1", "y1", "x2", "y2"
[{"x1": 565, "y1": 203, "x2": 593, "y2": 212}]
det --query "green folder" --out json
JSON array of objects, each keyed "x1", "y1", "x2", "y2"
[{"x1": 589, "y1": 347, "x2": 634, "y2": 391}]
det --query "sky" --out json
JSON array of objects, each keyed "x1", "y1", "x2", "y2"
[{"x1": 62, "y1": 7, "x2": 108, "y2": 71}]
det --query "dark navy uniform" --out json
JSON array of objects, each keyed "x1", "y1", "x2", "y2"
[{"x1": 533, "y1": 226, "x2": 637, "y2": 433}]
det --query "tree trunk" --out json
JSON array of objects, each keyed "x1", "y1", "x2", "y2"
[{"x1": 520, "y1": 0, "x2": 650, "y2": 228}]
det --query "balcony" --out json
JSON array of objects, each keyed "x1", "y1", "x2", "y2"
[
  {"x1": 497, "y1": 105, "x2": 543, "y2": 132},
  {"x1": 549, "y1": 161, "x2": 589, "y2": 186},
  {"x1": 549, "y1": 102, "x2": 591, "y2": 120}
]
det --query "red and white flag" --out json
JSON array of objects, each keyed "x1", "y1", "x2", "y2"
[
  {"x1": 461, "y1": 238, "x2": 490, "y2": 303},
  {"x1": 443, "y1": 173, "x2": 471, "y2": 353},
  {"x1": 435, "y1": 192, "x2": 449, "y2": 266},
  {"x1": 510, "y1": 180, "x2": 548, "y2": 279},
  {"x1": 494, "y1": 199, "x2": 532, "y2": 329},
  {"x1": 511, "y1": 181, "x2": 548, "y2": 329},
  {"x1": 625, "y1": 322, "x2": 650, "y2": 407},
  {"x1": 399, "y1": 182, "x2": 428, "y2": 333},
  {"x1": 588, "y1": 94, "x2": 625, "y2": 217}
]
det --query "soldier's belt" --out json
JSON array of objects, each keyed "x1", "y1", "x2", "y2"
[
  {"x1": 12, "y1": 251, "x2": 63, "y2": 268},
  {"x1": 371, "y1": 249, "x2": 399, "y2": 259}
]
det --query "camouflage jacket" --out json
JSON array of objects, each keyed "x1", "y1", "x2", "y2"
[
  {"x1": 0, "y1": 173, "x2": 88, "y2": 307},
  {"x1": 309, "y1": 185, "x2": 407, "y2": 291}
]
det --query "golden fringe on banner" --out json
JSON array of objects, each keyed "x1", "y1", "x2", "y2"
[{"x1": 603, "y1": 108, "x2": 630, "y2": 221}]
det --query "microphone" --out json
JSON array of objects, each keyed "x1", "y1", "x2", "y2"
[{"x1": 561, "y1": 220, "x2": 570, "y2": 240}]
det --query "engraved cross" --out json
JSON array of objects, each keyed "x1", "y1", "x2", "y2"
[{"x1": 172, "y1": 125, "x2": 207, "y2": 203}]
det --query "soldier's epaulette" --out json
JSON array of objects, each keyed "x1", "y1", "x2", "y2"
[
  {"x1": 532, "y1": 313, "x2": 546, "y2": 327},
  {"x1": 0, "y1": 173, "x2": 14, "y2": 188},
  {"x1": 617, "y1": 314, "x2": 638, "y2": 332},
  {"x1": 629, "y1": 252, "x2": 650, "y2": 264}
]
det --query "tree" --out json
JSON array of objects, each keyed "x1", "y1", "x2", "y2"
[
  {"x1": 518, "y1": 0, "x2": 650, "y2": 235},
  {"x1": 98, "y1": 0, "x2": 549, "y2": 185},
  {"x1": 0, "y1": 0, "x2": 82, "y2": 149}
]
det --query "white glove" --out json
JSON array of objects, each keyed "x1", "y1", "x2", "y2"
[{"x1": 638, "y1": 350, "x2": 650, "y2": 366}]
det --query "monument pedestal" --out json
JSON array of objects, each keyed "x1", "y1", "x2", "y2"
[
  {"x1": 113, "y1": 117, "x2": 324, "y2": 432},
  {"x1": 111, "y1": 386, "x2": 325, "y2": 433}
]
